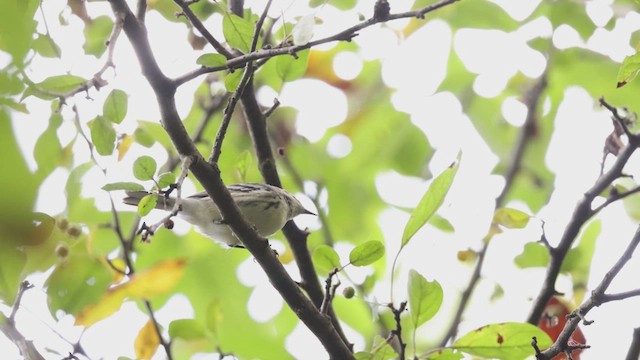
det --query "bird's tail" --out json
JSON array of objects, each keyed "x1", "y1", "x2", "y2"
[{"x1": 123, "y1": 191, "x2": 175, "y2": 211}]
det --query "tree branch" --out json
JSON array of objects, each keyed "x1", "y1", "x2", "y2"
[
  {"x1": 172, "y1": 0, "x2": 462, "y2": 87},
  {"x1": 0, "y1": 281, "x2": 46, "y2": 360},
  {"x1": 107, "y1": 0, "x2": 354, "y2": 357},
  {"x1": 537, "y1": 223, "x2": 640, "y2": 359},
  {"x1": 528, "y1": 108, "x2": 640, "y2": 324},
  {"x1": 626, "y1": 327, "x2": 640, "y2": 360}
]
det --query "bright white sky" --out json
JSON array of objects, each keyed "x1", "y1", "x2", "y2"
[{"x1": 3, "y1": 0, "x2": 640, "y2": 359}]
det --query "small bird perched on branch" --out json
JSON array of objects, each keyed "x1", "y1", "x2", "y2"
[{"x1": 123, "y1": 183, "x2": 315, "y2": 247}]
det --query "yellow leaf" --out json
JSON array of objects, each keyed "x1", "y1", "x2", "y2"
[
  {"x1": 125, "y1": 259, "x2": 187, "y2": 299},
  {"x1": 117, "y1": 134, "x2": 133, "y2": 161},
  {"x1": 74, "y1": 288, "x2": 127, "y2": 327},
  {"x1": 135, "y1": 320, "x2": 160, "y2": 360}
]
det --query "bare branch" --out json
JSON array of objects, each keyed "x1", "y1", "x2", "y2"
[{"x1": 537, "y1": 224, "x2": 640, "y2": 359}]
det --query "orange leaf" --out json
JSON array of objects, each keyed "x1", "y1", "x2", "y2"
[
  {"x1": 135, "y1": 320, "x2": 160, "y2": 360},
  {"x1": 124, "y1": 259, "x2": 187, "y2": 299}
]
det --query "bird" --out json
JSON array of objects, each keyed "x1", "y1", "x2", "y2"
[{"x1": 123, "y1": 183, "x2": 315, "y2": 247}]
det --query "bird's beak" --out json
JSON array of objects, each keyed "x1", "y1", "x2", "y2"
[{"x1": 303, "y1": 208, "x2": 316, "y2": 216}]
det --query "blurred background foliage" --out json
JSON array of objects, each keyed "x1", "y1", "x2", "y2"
[{"x1": 2, "y1": 0, "x2": 640, "y2": 359}]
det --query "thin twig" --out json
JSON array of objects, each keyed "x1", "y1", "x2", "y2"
[
  {"x1": 439, "y1": 73, "x2": 548, "y2": 346},
  {"x1": 173, "y1": 0, "x2": 233, "y2": 59},
  {"x1": 537, "y1": 224, "x2": 640, "y2": 359},
  {"x1": 320, "y1": 269, "x2": 340, "y2": 314},
  {"x1": 137, "y1": 156, "x2": 193, "y2": 240},
  {"x1": 172, "y1": 0, "x2": 461, "y2": 86},
  {"x1": 208, "y1": 0, "x2": 272, "y2": 164},
  {"x1": 528, "y1": 102, "x2": 640, "y2": 324},
  {"x1": 388, "y1": 301, "x2": 407, "y2": 360}
]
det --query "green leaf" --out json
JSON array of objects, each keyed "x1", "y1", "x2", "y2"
[
  {"x1": 225, "y1": 69, "x2": 244, "y2": 92},
  {"x1": 408, "y1": 269, "x2": 443, "y2": 328},
  {"x1": 429, "y1": 213, "x2": 454, "y2": 233},
  {"x1": 157, "y1": 172, "x2": 176, "y2": 189},
  {"x1": 493, "y1": 208, "x2": 530, "y2": 229},
  {"x1": 33, "y1": 33, "x2": 60, "y2": 58},
  {"x1": 103, "y1": 89, "x2": 128, "y2": 124},
  {"x1": 35, "y1": 74, "x2": 86, "y2": 95},
  {"x1": 514, "y1": 242, "x2": 549, "y2": 269},
  {"x1": 133, "y1": 127, "x2": 155, "y2": 147},
  {"x1": 0, "y1": 241, "x2": 26, "y2": 304},
  {"x1": 46, "y1": 253, "x2": 112, "y2": 318},
  {"x1": 138, "y1": 194, "x2": 158, "y2": 216},
  {"x1": 222, "y1": 12, "x2": 258, "y2": 53},
  {"x1": 84, "y1": 15, "x2": 113, "y2": 57},
  {"x1": 196, "y1": 53, "x2": 227, "y2": 67},
  {"x1": 401, "y1": 161, "x2": 459, "y2": 248},
  {"x1": 617, "y1": 51, "x2": 640, "y2": 88},
  {"x1": 34, "y1": 112, "x2": 63, "y2": 179},
  {"x1": 291, "y1": 14, "x2": 314, "y2": 45},
  {"x1": 312, "y1": 245, "x2": 342, "y2": 274},
  {"x1": 88, "y1": 116, "x2": 116, "y2": 156},
  {"x1": 133, "y1": 156, "x2": 157, "y2": 181},
  {"x1": 276, "y1": 49, "x2": 310, "y2": 82},
  {"x1": 452, "y1": 322, "x2": 552, "y2": 360},
  {"x1": 102, "y1": 182, "x2": 145, "y2": 192},
  {"x1": 349, "y1": 240, "x2": 385, "y2": 266},
  {"x1": 169, "y1": 319, "x2": 207, "y2": 340}
]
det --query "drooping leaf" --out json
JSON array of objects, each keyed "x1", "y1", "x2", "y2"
[
  {"x1": 88, "y1": 116, "x2": 116, "y2": 156},
  {"x1": 452, "y1": 322, "x2": 552, "y2": 360},
  {"x1": 312, "y1": 245, "x2": 342, "y2": 274},
  {"x1": 74, "y1": 287, "x2": 127, "y2": 327},
  {"x1": 135, "y1": 320, "x2": 160, "y2": 360},
  {"x1": 83, "y1": 15, "x2": 113, "y2": 57},
  {"x1": 493, "y1": 208, "x2": 530, "y2": 229},
  {"x1": 103, "y1": 89, "x2": 128, "y2": 124},
  {"x1": 408, "y1": 269, "x2": 443, "y2": 328},
  {"x1": 133, "y1": 155, "x2": 157, "y2": 181},
  {"x1": 33, "y1": 33, "x2": 60, "y2": 58},
  {"x1": 349, "y1": 240, "x2": 385, "y2": 266},
  {"x1": 276, "y1": 49, "x2": 310, "y2": 82},
  {"x1": 401, "y1": 160, "x2": 459, "y2": 248}
]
